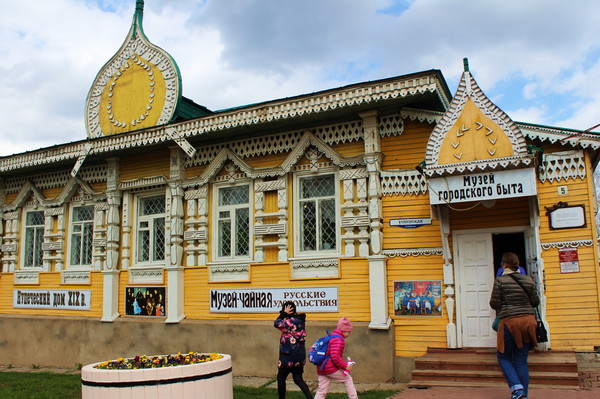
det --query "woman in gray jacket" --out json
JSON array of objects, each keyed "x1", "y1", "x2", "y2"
[{"x1": 490, "y1": 252, "x2": 539, "y2": 399}]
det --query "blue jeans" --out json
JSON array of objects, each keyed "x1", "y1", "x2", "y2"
[{"x1": 497, "y1": 325, "x2": 530, "y2": 394}]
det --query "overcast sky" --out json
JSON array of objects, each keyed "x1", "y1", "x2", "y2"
[{"x1": 0, "y1": 0, "x2": 599, "y2": 157}]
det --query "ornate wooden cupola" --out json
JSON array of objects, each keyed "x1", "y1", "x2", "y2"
[
  {"x1": 84, "y1": 0, "x2": 183, "y2": 138},
  {"x1": 423, "y1": 58, "x2": 534, "y2": 177}
]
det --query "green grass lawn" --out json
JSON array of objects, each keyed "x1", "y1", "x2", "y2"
[{"x1": 0, "y1": 371, "x2": 399, "y2": 398}]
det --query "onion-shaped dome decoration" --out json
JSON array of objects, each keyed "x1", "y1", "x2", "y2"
[{"x1": 85, "y1": 0, "x2": 182, "y2": 138}]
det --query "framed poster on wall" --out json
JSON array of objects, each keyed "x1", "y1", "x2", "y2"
[
  {"x1": 125, "y1": 287, "x2": 166, "y2": 317},
  {"x1": 393, "y1": 280, "x2": 442, "y2": 316}
]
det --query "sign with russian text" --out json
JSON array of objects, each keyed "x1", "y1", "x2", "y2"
[
  {"x1": 428, "y1": 168, "x2": 537, "y2": 205},
  {"x1": 390, "y1": 218, "x2": 432, "y2": 228},
  {"x1": 210, "y1": 287, "x2": 338, "y2": 313},
  {"x1": 13, "y1": 289, "x2": 91, "y2": 310},
  {"x1": 559, "y1": 248, "x2": 580, "y2": 273}
]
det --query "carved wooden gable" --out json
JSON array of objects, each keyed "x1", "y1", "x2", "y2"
[
  {"x1": 85, "y1": 0, "x2": 181, "y2": 138},
  {"x1": 424, "y1": 60, "x2": 533, "y2": 176}
]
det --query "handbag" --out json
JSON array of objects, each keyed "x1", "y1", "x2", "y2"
[
  {"x1": 492, "y1": 316, "x2": 500, "y2": 332},
  {"x1": 508, "y1": 274, "x2": 548, "y2": 343}
]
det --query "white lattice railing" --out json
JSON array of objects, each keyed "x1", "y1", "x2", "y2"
[
  {"x1": 380, "y1": 170, "x2": 428, "y2": 196},
  {"x1": 538, "y1": 150, "x2": 586, "y2": 183}
]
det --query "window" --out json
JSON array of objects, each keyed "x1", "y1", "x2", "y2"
[
  {"x1": 69, "y1": 205, "x2": 94, "y2": 267},
  {"x1": 23, "y1": 210, "x2": 44, "y2": 268},
  {"x1": 136, "y1": 196, "x2": 166, "y2": 264},
  {"x1": 215, "y1": 184, "x2": 251, "y2": 260},
  {"x1": 298, "y1": 174, "x2": 338, "y2": 253}
]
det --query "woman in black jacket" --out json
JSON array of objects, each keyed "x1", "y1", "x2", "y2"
[
  {"x1": 490, "y1": 252, "x2": 539, "y2": 399},
  {"x1": 274, "y1": 301, "x2": 313, "y2": 399}
]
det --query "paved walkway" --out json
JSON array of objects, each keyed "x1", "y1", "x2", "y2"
[{"x1": 388, "y1": 386, "x2": 600, "y2": 399}]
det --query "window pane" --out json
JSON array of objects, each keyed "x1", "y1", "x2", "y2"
[
  {"x1": 26, "y1": 211, "x2": 44, "y2": 226},
  {"x1": 73, "y1": 206, "x2": 94, "y2": 222},
  {"x1": 138, "y1": 230, "x2": 150, "y2": 262},
  {"x1": 82, "y1": 224, "x2": 94, "y2": 264},
  {"x1": 140, "y1": 197, "x2": 165, "y2": 216},
  {"x1": 34, "y1": 227, "x2": 44, "y2": 266},
  {"x1": 301, "y1": 175, "x2": 335, "y2": 199},
  {"x1": 235, "y1": 208, "x2": 250, "y2": 256},
  {"x1": 219, "y1": 220, "x2": 232, "y2": 257},
  {"x1": 219, "y1": 186, "x2": 249, "y2": 206},
  {"x1": 71, "y1": 235, "x2": 82, "y2": 265},
  {"x1": 153, "y1": 218, "x2": 165, "y2": 261},
  {"x1": 320, "y1": 199, "x2": 336, "y2": 250},
  {"x1": 301, "y1": 201, "x2": 317, "y2": 251}
]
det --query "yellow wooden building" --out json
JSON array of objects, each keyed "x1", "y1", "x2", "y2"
[{"x1": 1, "y1": 1, "x2": 600, "y2": 382}]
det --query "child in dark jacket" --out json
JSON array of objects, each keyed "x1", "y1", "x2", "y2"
[
  {"x1": 274, "y1": 301, "x2": 313, "y2": 399},
  {"x1": 314, "y1": 317, "x2": 357, "y2": 399}
]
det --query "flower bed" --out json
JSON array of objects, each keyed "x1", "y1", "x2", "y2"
[{"x1": 81, "y1": 353, "x2": 232, "y2": 399}]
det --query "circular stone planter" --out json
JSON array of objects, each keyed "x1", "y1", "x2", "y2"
[{"x1": 81, "y1": 354, "x2": 232, "y2": 399}]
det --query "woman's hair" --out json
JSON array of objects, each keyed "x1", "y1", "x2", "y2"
[
  {"x1": 281, "y1": 301, "x2": 297, "y2": 314},
  {"x1": 501, "y1": 252, "x2": 520, "y2": 271}
]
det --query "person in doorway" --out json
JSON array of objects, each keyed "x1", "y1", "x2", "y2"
[
  {"x1": 496, "y1": 261, "x2": 526, "y2": 277},
  {"x1": 490, "y1": 252, "x2": 539, "y2": 399},
  {"x1": 274, "y1": 301, "x2": 313, "y2": 399},
  {"x1": 314, "y1": 317, "x2": 358, "y2": 399}
]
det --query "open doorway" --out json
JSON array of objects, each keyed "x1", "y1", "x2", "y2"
[{"x1": 492, "y1": 232, "x2": 526, "y2": 276}]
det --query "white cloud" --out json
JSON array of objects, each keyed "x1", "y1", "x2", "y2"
[{"x1": 0, "y1": 0, "x2": 599, "y2": 156}]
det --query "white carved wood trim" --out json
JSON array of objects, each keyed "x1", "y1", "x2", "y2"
[
  {"x1": 291, "y1": 258, "x2": 339, "y2": 278},
  {"x1": 383, "y1": 247, "x2": 444, "y2": 257},
  {"x1": 14, "y1": 270, "x2": 40, "y2": 285},
  {"x1": 119, "y1": 176, "x2": 168, "y2": 191},
  {"x1": 380, "y1": 170, "x2": 428, "y2": 196},
  {"x1": 4, "y1": 165, "x2": 107, "y2": 193},
  {"x1": 401, "y1": 107, "x2": 443, "y2": 124},
  {"x1": 128, "y1": 267, "x2": 165, "y2": 284},
  {"x1": 255, "y1": 223, "x2": 287, "y2": 235},
  {"x1": 208, "y1": 263, "x2": 249, "y2": 282},
  {"x1": 538, "y1": 150, "x2": 586, "y2": 183},
  {"x1": 379, "y1": 114, "x2": 404, "y2": 137},
  {"x1": 61, "y1": 270, "x2": 91, "y2": 285},
  {"x1": 540, "y1": 240, "x2": 593, "y2": 250}
]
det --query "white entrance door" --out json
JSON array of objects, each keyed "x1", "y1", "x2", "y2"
[{"x1": 456, "y1": 233, "x2": 497, "y2": 347}]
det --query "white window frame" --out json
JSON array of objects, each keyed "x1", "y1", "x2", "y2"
[
  {"x1": 20, "y1": 208, "x2": 45, "y2": 269},
  {"x1": 293, "y1": 171, "x2": 341, "y2": 258},
  {"x1": 211, "y1": 181, "x2": 253, "y2": 263},
  {"x1": 66, "y1": 204, "x2": 95, "y2": 270},
  {"x1": 134, "y1": 193, "x2": 167, "y2": 266}
]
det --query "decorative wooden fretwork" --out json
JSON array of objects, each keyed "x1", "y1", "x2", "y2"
[
  {"x1": 383, "y1": 247, "x2": 444, "y2": 257},
  {"x1": 400, "y1": 107, "x2": 443, "y2": 125},
  {"x1": 208, "y1": 263, "x2": 249, "y2": 281},
  {"x1": 424, "y1": 63, "x2": 533, "y2": 177},
  {"x1": 4, "y1": 166, "x2": 107, "y2": 194},
  {"x1": 184, "y1": 120, "x2": 364, "y2": 168},
  {"x1": 61, "y1": 270, "x2": 91, "y2": 285},
  {"x1": 254, "y1": 178, "x2": 288, "y2": 262},
  {"x1": 184, "y1": 187, "x2": 208, "y2": 267},
  {"x1": 379, "y1": 114, "x2": 404, "y2": 137},
  {"x1": 92, "y1": 202, "x2": 109, "y2": 270},
  {"x1": 291, "y1": 258, "x2": 339, "y2": 278},
  {"x1": 540, "y1": 239, "x2": 593, "y2": 250},
  {"x1": 129, "y1": 267, "x2": 165, "y2": 284},
  {"x1": 1, "y1": 211, "x2": 18, "y2": 272},
  {"x1": 14, "y1": 270, "x2": 39, "y2": 285},
  {"x1": 538, "y1": 150, "x2": 586, "y2": 183},
  {"x1": 339, "y1": 168, "x2": 370, "y2": 257},
  {"x1": 380, "y1": 170, "x2": 428, "y2": 196},
  {"x1": 42, "y1": 207, "x2": 64, "y2": 271}
]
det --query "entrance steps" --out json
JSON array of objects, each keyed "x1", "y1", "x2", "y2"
[{"x1": 408, "y1": 348, "x2": 580, "y2": 389}]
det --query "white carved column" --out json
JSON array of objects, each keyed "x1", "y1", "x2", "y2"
[
  {"x1": 2, "y1": 211, "x2": 19, "y2": 272},
  {"x1": 341, "y1": 178, "x2": 355, "y2": 257},
  {"x1": 277, "y1": 184, "x2": 288, "y2": 261},
  {"x1": 360, "y1": 111, "x2": 389, "y2": 328},
  {"x1": 42, "y1": 210, "x2": 54, "y2": 272},
  {"x1": 121, "y1": 192, "x2": 131, "y2": 269},
  {"x1": 166, "y1": 147, "x2": 185, "y2": 323},
  {"x1": 93, "y1": 202, "x2": 108, "y2": 270},
  {"x1": 436, "y1": 205, "x2": 457, "y2": 348},
  {"x1": 102, "y1": 157, "x2": 121, "y2": 322},
  {"x1": 254, "y1": 189, "x2": 265, "y2": 262}
]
